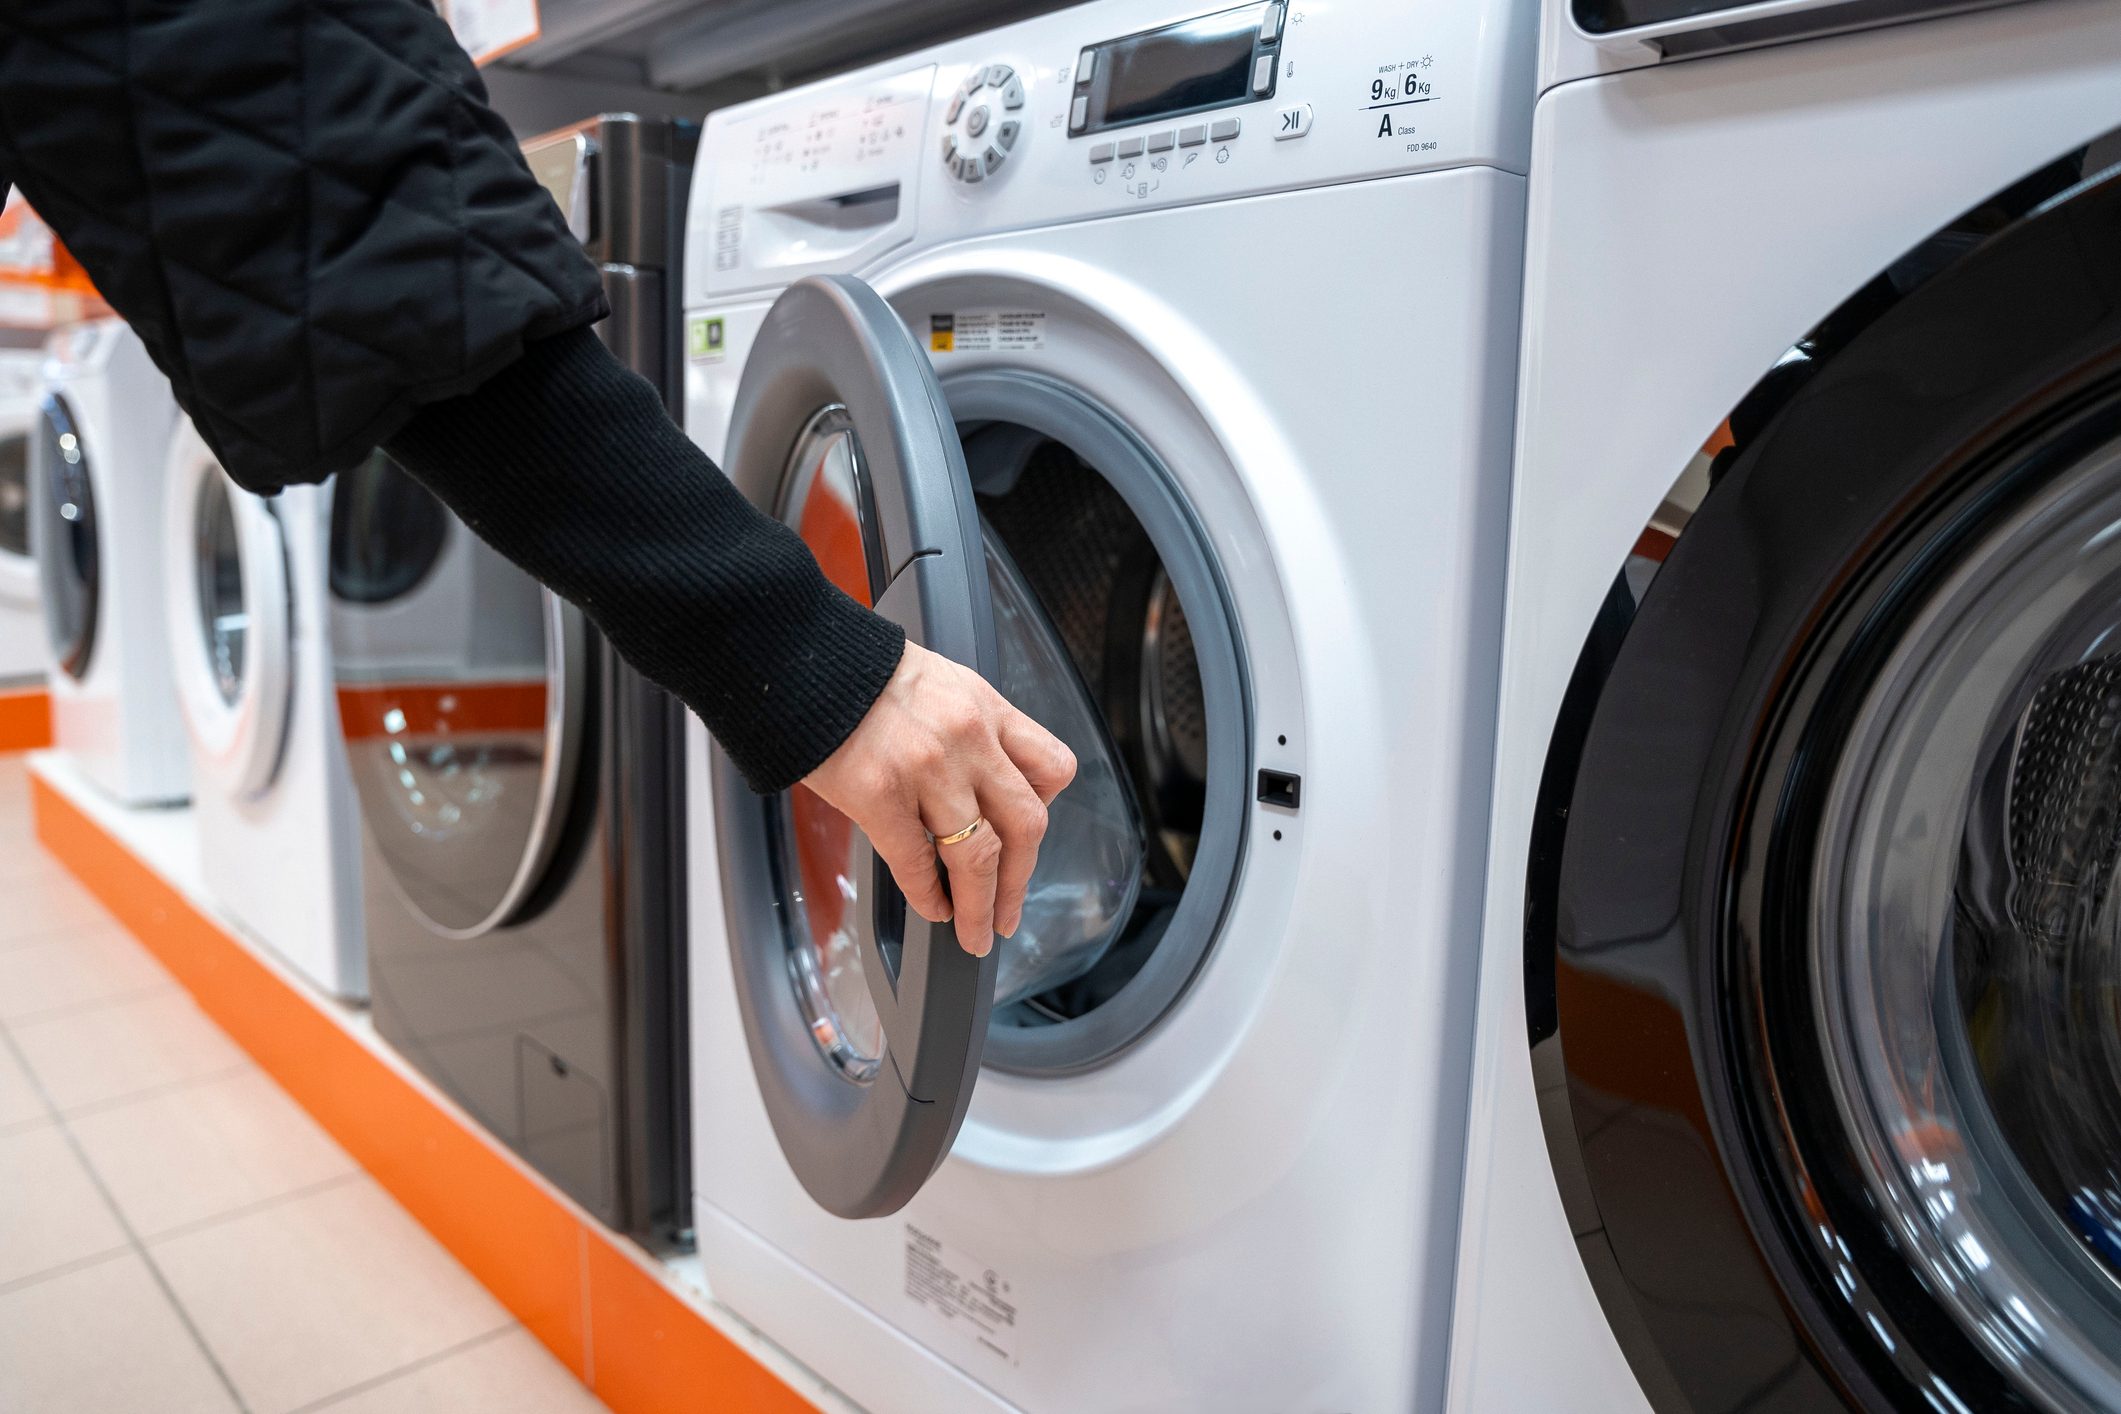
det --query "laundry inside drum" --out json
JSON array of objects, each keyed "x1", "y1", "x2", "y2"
[{"x1": 966, "y1": 425, "x2": 1215, "y2": 1037}]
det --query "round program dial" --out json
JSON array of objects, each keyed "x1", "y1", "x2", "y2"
[{"x1": 939, "y1": 63, "x2": 1025, "y2": 185}]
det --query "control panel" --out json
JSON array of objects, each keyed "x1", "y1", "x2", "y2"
[{"x1": 687, "y1": 0, "x2": 1534, "y2": 302}]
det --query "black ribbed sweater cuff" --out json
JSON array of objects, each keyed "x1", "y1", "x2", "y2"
[{"x1": 384, "y1": 326, "x2": 906, "y2": 792}]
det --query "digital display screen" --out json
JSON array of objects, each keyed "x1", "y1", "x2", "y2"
[{"x1": 1100, "y1": 6, "x2": 1261, "y2": 127}]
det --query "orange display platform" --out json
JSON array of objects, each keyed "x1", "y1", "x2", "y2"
[
  {"x1": 0, "y1": 686, "x2": 51, "y2": 753},
  {"x1": 26, "y1": 761, "x2": 831, "y2": 1414}
]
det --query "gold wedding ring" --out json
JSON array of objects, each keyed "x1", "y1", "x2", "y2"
[{"x1": 933, "y1": 817, "x2": 986, "y2": 847}]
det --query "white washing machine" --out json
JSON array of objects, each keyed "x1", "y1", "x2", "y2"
[
  {"x1": 163, "y1": 417, "x2": 364, "y2": 999},
  {"x1": 30, "y1": 320, "x2": 187, "y2": 805},
  {"x1": 683, "y1": 1, "x2": 1533, "y2": 1408},
  {"x1": 1448, "y1": 2, "x2": 2121, "y2": 1411},
  {"x1": 0, "y1": 348, "x2": 47, "y2": 684}
]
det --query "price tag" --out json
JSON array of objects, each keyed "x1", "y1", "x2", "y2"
[{"x1": 443, "y1": 0, "x2": 541, "y2": 66}]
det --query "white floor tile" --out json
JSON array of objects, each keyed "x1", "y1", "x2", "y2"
[
  {"x1": 0, "y1": 1120, "x2": 128, "y2": 1287},
  {"x1": 0, "y1": 924, "x2": 174, "y2": 1022},
  {"x1": 0, "y1": 1251, "x2": 239, "y2": 1413},
  {"x1": 0, "y1": 1036, "x2": 47, "y2": 1130},
  {"x1": 0, "y1": 834, "x2": 69, "y2": 887},
  {"x1": 307, "y1": 1328, "x2": 606, "y2": 1413},
  {"x1": 68, "y1": 1069, "x2": 359, "y2": 1238},
  {"x1": 9, "y1": 988, "x2": 250, "y2": 1113},
  {"x1": 151, "y1": 1176, "x2": 513, "y2": 1414},
  {"x1": 0, "y1": 767, "x2": 605, "y2": 1413},
  {"x1": 0, "y1": 871, "x2": 117, "y2": 950}
]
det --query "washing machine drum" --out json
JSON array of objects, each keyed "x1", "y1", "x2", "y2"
[
  {"x1": 945, "y1": 525, "x2": 1148, "y2": 1012},
  {"x1": 971, "y1": 432, "x2": 1212, "y2": 884}
]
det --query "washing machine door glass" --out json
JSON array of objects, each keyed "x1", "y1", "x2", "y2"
[
  {"x1": 716, "y1": 275, "x2": 1152, "y2": 1218},
  {"x1": 195, "y1": 479, "x2": 246, "y2": 704},
  {"x1": 165, "y1": 443, "x2": 293, "y2": 798},
  {"x1": 0, "y1": 431, "x2": 29, "y2": 561},
  {"x1": 1814, "y1": 434, "x2": 2121, "y2": 1407},
  {"x1": 30, "y1": 394, "x2": 96, "y2": 680},
  {"x1": 331, "y1": 454, "x2": 588, "y2": 941},
  {"x1": 327, "y1": 452, "x2": 448, "y2": 604}
]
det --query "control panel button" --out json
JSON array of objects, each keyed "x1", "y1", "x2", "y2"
[
  {"x1": 1251, "y1": 53, "x2": 1275, "y2": 96},
  {"x1": 966, "y1": 104, "x2": 990, "y2": 138},
  {"x1": 1274, "y1": 103, "x2": 1312, "y2": 140},
  {"x1": 1147, "y1": 130, "x2": 1175, "y2": 152},
  {"x1": 983, "y1": 144, "x2": 1005, "y2": 174},
  {"x1": 997, "y1": 120, "x2": 1021, "y2": 151},
  {"x1": 959, "y1": 154, "x2": 985, "y2": 183},
  {"x1": 1089, "y1": 142, "x2": 1115, "y2": 163},
  {"x1": 942, "y1": 134, "x2": 959, "y2": 165},
  {"x1": 1116, "y1": 135, "x2": 1145, "y2": 158},
  {"x1": 1000, "y1": 77, "x2": 1025, "y2": 110},
  {"x1": 961, "y1": 70, "x2": 985, "y2": 96},
  {"x1": 1070, "y1": 94, "x2": 1089, "y2": 131},
  {"x1": 1076, "y1": 48, "x2": 1096, "y2": 84},
  {"x1": 1210, "y1": 117, "x2": 1241, "y2": 142},
  {"x1": 984, "y1": 64, "x2": 1013, "y2": 89},
  {"x1": 1259, "y1": 2, "x2": 1284, "y2": 44},
  {"x1": 945, "y1": 92, "x2": 965, "y2": 124},
  {"x1": 1178, "y1": 124, "x2": 1207, "y2": 146}
]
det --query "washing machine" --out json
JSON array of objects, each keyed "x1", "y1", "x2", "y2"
[
  {"x1": 162, "y1": 417, "x2": 364, "y2": 998},
  {"x1": 682, "y1": 1, "x2": 1533, "y2": 1407},
  {"x1": 334, "y1": 116, "x2": 696, "y2": 1247},
  {"x1": 1446, "y1": 2, "x2": 2121, "y2": 1411},
  {"x1": 0, "y1": 347, "x2": 47, "y2": 683},
  {"x1": 30, "y1": 319, "x2": 187, "y2": 805}
]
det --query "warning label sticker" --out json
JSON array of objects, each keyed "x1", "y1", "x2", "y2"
[
  {"x1": 904, "y1": 1224, "x2": 1018, "y2": 1364},
  {"x1": 928, "y1": 310, "x2": 1045, "y2": 354}
]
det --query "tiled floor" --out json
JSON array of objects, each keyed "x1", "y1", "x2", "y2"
[{"x1": 0, "y1": 759, "x2": 609, "y2": 1414}]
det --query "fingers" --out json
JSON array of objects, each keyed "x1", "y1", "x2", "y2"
[
  {"x1": 798, "y1": 642, "x2": 1070, "y2": 961},
  {"x1": 867, "y1": 811, "x2": 951, "y2": 926},
  {"x1": 929, "y1": 793, "x2": 1001, "y2": 958},
  {"x1": 998, "y1": 708, "x2": 1077, "y2": 805},
  {"x1": 980, "y1": 772, "x2": 1049, "y2": 939}
]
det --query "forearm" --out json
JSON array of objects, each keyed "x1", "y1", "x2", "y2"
[{"x1": 383, "y1": 326, "x2": 904, "y2": 792}]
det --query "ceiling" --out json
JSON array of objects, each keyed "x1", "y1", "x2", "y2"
[{"x1": 499, "y1": 0, "x2": 1076, "y2": 111}]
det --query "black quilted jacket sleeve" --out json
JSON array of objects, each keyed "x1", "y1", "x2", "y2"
[
  {"x1": 0, "y1": 0, "x2": 911, "y2": 788},
  {"x1": 0, "y1": 0, "x2": 608, "y2": 493}
]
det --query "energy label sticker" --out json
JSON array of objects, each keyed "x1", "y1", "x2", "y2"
[
  {"x1": 929, "y1": 311, "x2": 1046, "y2": 353},
  {"x1": 687, "y1": 315, "x2": 726, "y2": 363}
]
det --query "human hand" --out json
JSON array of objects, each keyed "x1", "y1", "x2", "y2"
[{"x1": 802, "y1": 641, "x2": 1077, "y2": 958}]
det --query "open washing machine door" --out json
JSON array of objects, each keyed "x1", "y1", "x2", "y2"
[
  {"x1": 716, "y1": 275, "x2": 1168, "y2": 1219},
  {"x1": 30, "y1": 393, "x2": 98, "y2": 681},
  {"x1": 164, "y1": 422, "x2": 292, "y2": 799}
]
